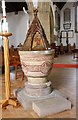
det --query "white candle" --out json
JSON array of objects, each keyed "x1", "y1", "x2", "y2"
[
  {"x1": 2, "y1": 0, "x2": 6, "y2": 17},
  {"x1": 32, "y1": 0, "x2": 38, "y2": 8},
  {"x1": 2, "y1": 0, "x2": 7, "y2": 32}
]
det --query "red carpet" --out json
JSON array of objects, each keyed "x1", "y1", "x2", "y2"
[{"x1": 53, "y1": 64, "x2": 78, "y2": 68}]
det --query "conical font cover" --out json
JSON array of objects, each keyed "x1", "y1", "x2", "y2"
[{"x1": 22, "y1": 9, "x2": 50, "y2": 51}]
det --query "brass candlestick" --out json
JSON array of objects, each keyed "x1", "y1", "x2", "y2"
[{"x1": 0, "y1": 32, "x2": 18, "y2": 108}]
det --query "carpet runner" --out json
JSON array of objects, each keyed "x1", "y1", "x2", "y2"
[{"x1": 53, "y1": 64, "x2": 78, "y2": 68}]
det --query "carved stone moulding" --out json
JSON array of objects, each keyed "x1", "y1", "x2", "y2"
[
  {"x1": 19, "y1": 49, "x2": 54, "y2": 96},
  {"x1": 19, "y1": 49, "x2": 54, "y2": 84}
]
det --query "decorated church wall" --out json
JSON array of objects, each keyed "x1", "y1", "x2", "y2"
[
  {"x1": 0, "y1": 1, "x2": 54, "y2": 47},
  {"x1": 1, "y1": 2, "x2": 77, "y2": 48}
]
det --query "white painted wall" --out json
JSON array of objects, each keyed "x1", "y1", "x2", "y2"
[
  {"x1": 7, "y1": 11, "x2": 29, "y2": 47},
  {"x1": 0, "y1": 11, "x2": 29, "y2": 47},
  {"x1": 60, "y1": 2, "x2": 77, "y2": 47}
]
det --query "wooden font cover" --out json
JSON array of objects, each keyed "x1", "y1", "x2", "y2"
[{"x1": 22, "y1": 9, "x2": 50, "y2": 51}]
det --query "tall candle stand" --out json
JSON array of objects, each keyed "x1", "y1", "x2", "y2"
[{"x1": 0, "y1": 32, "x2": 18, "y2": 108}]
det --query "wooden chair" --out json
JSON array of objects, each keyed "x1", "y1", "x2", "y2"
[
  {"x1": 0, "y1": 46, "x2": 4, "y2": 74},
  {"x1": 12, "y1": 55, "x2": 24, "y2": 80},
  {"x1": 9, "y1": 47, "x2": 24, "y2": 80},
  {"x1": 71, "y1": 43, "x2": 76, "y2": 53},
  {"x1": 68, "y1": 44, "x2": 71, "y2": 53},
  {"x1": 60, "y1": 43, "x2": 64, "y2": 54},
  {"x1": 51, "y1": 43, "x2": 58, "y2": 57},
  {"x1": 72, "y1": 49, "x2": 78, "y2": 61}
]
